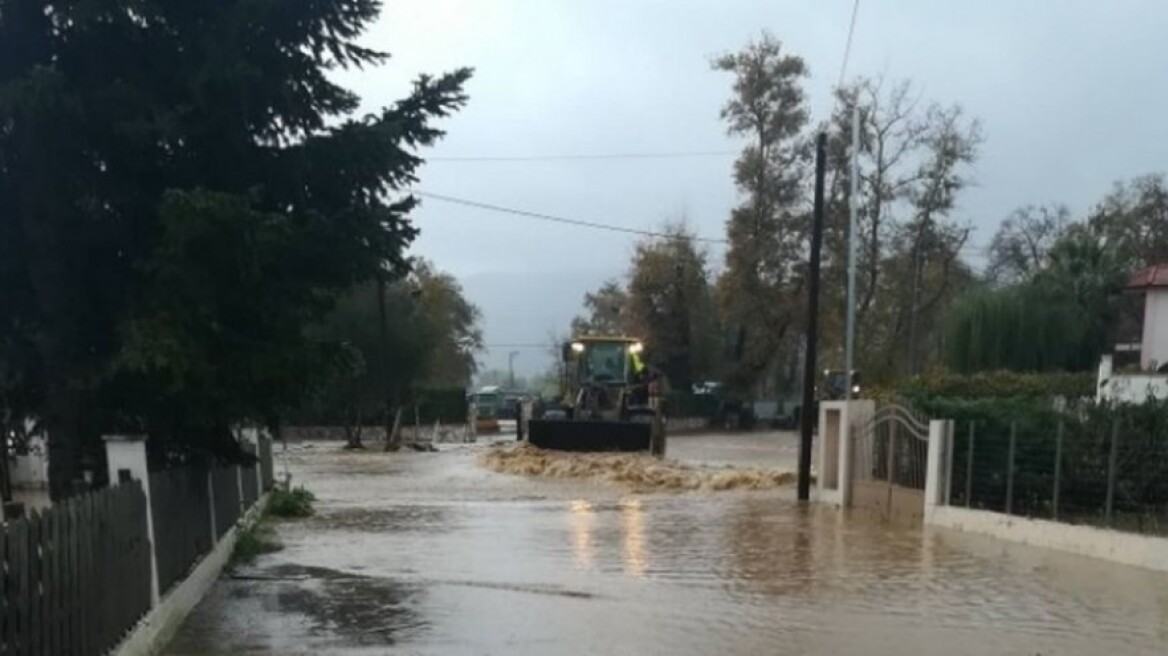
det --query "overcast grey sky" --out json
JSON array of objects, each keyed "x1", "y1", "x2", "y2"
[{"x1": 335, "y1": 1, "x2": 1168, "y2": 379}]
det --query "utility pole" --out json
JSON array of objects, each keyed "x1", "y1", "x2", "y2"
[
  {"x1": 508, "y1": 351, "x2": 520, "y2": 389},
  {"x1": 798, "y1": 133, "x2": 828, "y2": 502},
  {"x1": 845, "y1": 103, "x2": 859, "y2": 401}
]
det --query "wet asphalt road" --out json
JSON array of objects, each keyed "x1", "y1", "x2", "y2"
[{"x1": 167, "y1": 433, "x2": 1168, "y2": 655}]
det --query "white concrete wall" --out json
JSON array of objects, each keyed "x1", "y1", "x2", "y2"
[
  {"x1": 1097, "y1": 354, "x2": 1168, "y2": 402},
  {"x1": 1141, "y1": 288, "x2": 1168, "y2": 370},
  {"x1": 927, "y1": 505, "x2": 1168, "y2": 573},
  {"x1": 1099, "y1": 374, "x2": 1168, "y2": 403},
  {"x1": 9, "y1": 434, "x2": 49, "y2": 488}
]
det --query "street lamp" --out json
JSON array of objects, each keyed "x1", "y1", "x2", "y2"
[{"x1": 508, "y1": 351, "x2": 520, "y2": 390}]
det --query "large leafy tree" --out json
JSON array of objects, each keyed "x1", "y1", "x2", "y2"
[
  {"x1": 712, "y1": 32, "x2": 810, "y2": 395},
  {"x1": 412, "y1": 260, "x2": 484, "y2": 388},
  {"x1": 986, "y1": 205, "x2": 1071, "y2": 286},
  {"x1": 817, "y1": 78, "x2": 980, "y2": 380},
  {"x1": 0, "y1": 1, "x2": 471, "y2": 497},
  {"x1": 625, "y1": 225, "x2": 720, "y2": 390},
  {"x1": 1088, "y1": 174, "x2": 1168, "y2": 269},
  {"x1": 305, "y1": 260, "x2": 481, "y2": 449},
  {"x1": 570, "y1": 281, "x2": 631, "y2": 336}
]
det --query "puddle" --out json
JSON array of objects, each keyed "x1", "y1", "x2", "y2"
[{"x1": 309, "y1": 506, "x2": 452, "y2": 533}]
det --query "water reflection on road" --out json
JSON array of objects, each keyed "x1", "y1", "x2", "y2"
[{"x1": 168, "y1": 439, "x2": 1168, "y2": 656}]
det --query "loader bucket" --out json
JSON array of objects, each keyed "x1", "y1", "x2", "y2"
[{"x1": 527, "y1": 419, "x2": 652, "y2": 452}]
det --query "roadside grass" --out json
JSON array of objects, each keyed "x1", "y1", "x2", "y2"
[
  {"x1": 231, "y1": 485, "x2": 317, "y2": 565},
  {"x1": 232, "y1": 522, "x2": 283, "y2": 564}
]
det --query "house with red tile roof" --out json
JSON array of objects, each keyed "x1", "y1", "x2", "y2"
[{"x1": 1098, "y1": 264, "x2": 1168, "y2": 401}]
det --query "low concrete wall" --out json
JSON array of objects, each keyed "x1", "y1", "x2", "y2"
[
  {"x1": 927, "y1": 505, "x2": 1168, "y2": 573},
  {"x1": 1097, "y1": 354, "x2": 1168, "y2": 402},
  {"x1": 285, "y1": 424, "x2": 473, "y2": 443},
  {"x1": 113, "y1": 493, "x2": 269, "y2": 656},
  {"x1": 665, "y1": 417, "x2": 710, "y2": 433}
]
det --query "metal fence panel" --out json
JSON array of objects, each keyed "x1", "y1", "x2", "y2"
[{"x1": 946, "y1": 410, "x2": 1168, "y2": 536}]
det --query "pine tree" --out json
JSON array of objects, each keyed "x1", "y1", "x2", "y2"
[{"x1": 0, "y1": 1, "x2": 471, "y2": 497}]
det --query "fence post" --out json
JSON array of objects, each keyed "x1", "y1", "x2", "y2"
[
  {"x1": 1106, "y1": 418, "x2": 1119, "y2": 526},
  {"x1": 885, "y1": 427, "x2": 897, "y2": 515},
  {"x1": 235, "y1": 464, "x2": 245, "y2": 518},
  {"x1": 924, "y1": 420, "x2": 949, "y2": 516},
  {"x1": 207, "y1": 470, "x2": 218, "y2": 546},
  {"x1": 1005, "y1": 422, "x2": 1017, "y2": 516},
  {"x1": 241, "y1": 427, "x2": 263, "y2": 501},
  {"x1": 1053, "y1": 420, "x2": 1064, "y2": 521},
  {"x1": 943, "y1": 420, "x2": 954, "y2": 505},
  {"x1": 965, "y1": 421, "x2": 975, "y2": 508},
  {"x1": 103, "y1": 435, "x2": 160, "y2": 606}
]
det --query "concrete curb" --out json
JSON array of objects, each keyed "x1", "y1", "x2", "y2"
[
  {"x1": 114, "y1": 492, "x2": 270, "y2": 656},
  {"x1": 927, "y1": 505, "x2": 1168, "y2": 572}
]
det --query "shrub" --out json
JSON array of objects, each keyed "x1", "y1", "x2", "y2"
[
  {"x1": 888, "y1": 370, "x2": 1095, "y2": 401},
  {"x1": 267, "y1": 485, "x2": 316, "y2": 518},
  {"x1": 231, "y1": 523, "x2": 282, "y2": 564}
]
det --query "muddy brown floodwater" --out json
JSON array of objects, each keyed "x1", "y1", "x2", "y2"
[{"x1": 167, "y1": 433, "x2": 1168, "y2": 656}]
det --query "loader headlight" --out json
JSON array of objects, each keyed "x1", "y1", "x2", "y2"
[
  {"x1": 570, "y1": 341, "x2": 586, "y2": 354},
  {"x1": 629, "y1": 342, "x2": 644, "y2": 354},
  {"x1": 852, "y1": 385, "x2": 861, "y2": 394}
]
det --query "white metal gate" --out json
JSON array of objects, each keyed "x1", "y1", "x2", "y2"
[{"x1": 851, "y1": 402, "x2": 931, "y2": 523}]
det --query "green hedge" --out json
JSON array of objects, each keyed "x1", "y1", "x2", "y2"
[{"x1": 888, "y1": 370, "x2": 1095, "y2": 401}]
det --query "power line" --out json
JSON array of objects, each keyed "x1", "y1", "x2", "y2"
[
  {"x1": 483, "y1": 344, "x2": 552, "y2": 349},
  {"x1": 427, "y1": 150, "x2": 736, "y2": 162},
  {"x1": 837, "y1": 0, "x2": 862, "y2": 88},
  {"x1": 413, "y1": 190, "x2": 730, "y2": 244}
]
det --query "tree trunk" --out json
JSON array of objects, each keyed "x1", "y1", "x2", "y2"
[
  {"x1": 383, "y1": 405, "x2": 404, "y2": 452},
  {"x1": 413, "y1": 402, "x2": 421, "y2": 445},
  {"x1": 343, "y1": 405, "x2": 365, "y2": 449}
]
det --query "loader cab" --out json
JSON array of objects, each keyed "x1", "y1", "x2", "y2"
[
  {"x1": 819, "y1": 369, "x2": 861, "y2": 401},
  {"x1": 562, "y1": 337, "x2": 644, "y2": 387}
]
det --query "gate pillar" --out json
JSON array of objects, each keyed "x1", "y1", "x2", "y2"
[{"x1": 817, "y1": 400, "x2": 874, "y2": 507}]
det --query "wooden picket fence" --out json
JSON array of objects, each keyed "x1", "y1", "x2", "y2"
[
  {"x1": 0, "y1": 484, "x2": 152, "y2": 656},
  {"x1": 150, "y1": 468, "x2": 213, "y2": 595},
  {"x1": 210, "y1": 467, "x2": 241, "y2": 539},
  {"x1": 258, "y1": 436, "x2": 275, "y2": 491}
]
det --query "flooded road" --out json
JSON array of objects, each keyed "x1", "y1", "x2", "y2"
[{"x1": 168, "y1": 435, "x2": 1168, "y2": 655}]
